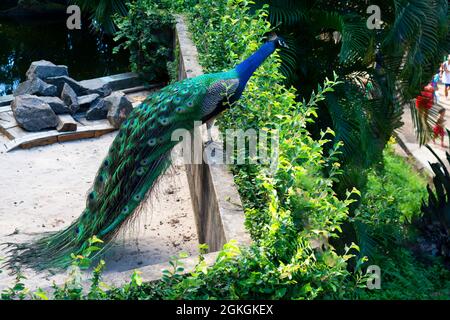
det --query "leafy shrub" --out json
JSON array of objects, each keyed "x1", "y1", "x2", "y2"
[
  {"x1": 113, "y1": 0, "x2": 175, "y2": 83},
  {"x1": 359, "y1": 247, "x2": 450, "y2": 300},
  {"x1": 180, "y1": 0, "x2": 371, "y2": 299},
  {"x1": 356, "y1": 142, "x2": 428, "y2": 243},
  {"x1": 354, "y1": 143, "x2": 450, "y2": 299},
  {"x1": 414, "y1": 146, "x2": 450, "y2": 261}
]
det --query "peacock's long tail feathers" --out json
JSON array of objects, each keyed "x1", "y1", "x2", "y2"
[
  {"x1": 2, "y1": 36, "x2": 274, "y2": 270},
  {"x1": 2, "y1": 76, "x2": 217, "y2": 271}
]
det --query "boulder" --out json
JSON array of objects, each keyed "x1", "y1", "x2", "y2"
[
  {"x1": 40, "y1": 96, "x2": 71, "y2": 114},
  {"x1": 86, "y1": 98, "x2": 108, "y2": 120},
  {"x1": 87, "y1": 84, "x2": 112, "y2": 98},
  {"x1": 13, "y1": 77, "x2": 57, "y2": 97},
  {"x1": 105, "y1": 92, "x2": 133, "y2": 128},
  {"x1": 26, "y1": 60, "x2": 68, "y2": 80},
  {"x1": 78, "y1": 93, "x2": 100, "y2": 111},
  {"x1": 11, "y1": 95, "x2": 58, "y2": 131},
  {"x1": 46, "y1": 76, "x2": 87, "y2": 96},
  {"x1": 81, "y1": 79, "x2": 113, "y2": 97},
  {"x1": 61, "y1": 83, "x2": 79, "y2": 114}
]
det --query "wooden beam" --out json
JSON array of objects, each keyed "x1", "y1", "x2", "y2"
[
  {"x1": 6, "y1": 122, "x2": 116, "y2": 152},
  {"x1": 57, "y1": 114, "x2": 78, "y2": 132},
  {"x1": 0, "y1": 111, "x2": 19, "y2": 130}
]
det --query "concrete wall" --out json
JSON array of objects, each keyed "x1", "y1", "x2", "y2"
[{"x1": 174, "y1": 15, "x2": 251, "y2": 252}]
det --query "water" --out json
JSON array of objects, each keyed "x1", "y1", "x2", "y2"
[{"x1": 0, "y1": 16, "x2": 130, "y2": 96}]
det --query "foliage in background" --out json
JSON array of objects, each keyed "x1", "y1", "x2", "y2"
[
  {"x1": 355, "y1": 144, "x2": 450, "y2": 299},
  {"x1": 359, "y1": 247, "x2": 450, "y2": 299},
  {"x1": 354, "y1": 142, "x2": 427, "y2": 256},
  {"x1": 414, "y1": 146, "x2": 450, "y2": 262},
  {"x1": 113, "y1": 0, "x2": 174, "y2": 83},
  {"x1": 182, "y1": 0, "x2": 371, "y2": 299},
  {"x1": 71, "y1": 0, "x2": 129, "y2": 34},
  {"x1": 247, "y1": 0, "x2": 450, "y2": 261},
  {"x1": 252, "y1": 0, "x2": 450, "y2": 196},
  {"x1": 357, "y1": 142, "x2": 427, "y2": 231}
]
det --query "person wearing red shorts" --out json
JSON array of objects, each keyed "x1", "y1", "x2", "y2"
[
  {"x1": 433, "y1": 108, "x2": 447, "y2": 148},
  {"x1": 416, "y1": 83, "x2": 435, "y2": 128}
]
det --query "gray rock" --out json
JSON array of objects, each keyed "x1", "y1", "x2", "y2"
[
  {"x1": 88, "y1": 86, "x2": 112, "y2": 98},
  {"x1": 40, "y1": 96, "x2": 71, "y2": 115},
  {"x1": 26, "y1": 60, "x2": 68, "y2": 80},
  {"x1": 46, "y1": 76, "x2": 87, "y2": 96},
  {"x1": 11, "y1": 95, "x2": 58, "y2": 132},
  {"x1": 85, "y1": 81, "x2": 112, "y2": 97},
  {"x1": 78, "y1": 93, "x2": 100, "y2": 111},
  {"x1": 61, "y1": 84, "x2": 79, "y2": 114},
  {"x1": 13, "y1": 78, "x2": 58, "y2": 97},
  {"x1": 86, "y1": 98, "x2": 108, "y2": 120},
  {"x1": 105, "y1": 92, "x2": 133, "y2": 128}
]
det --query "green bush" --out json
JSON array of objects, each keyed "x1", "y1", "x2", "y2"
[
  {"x1": 178, "y1": 0, "x2": 370, "y2": 299},
  {"x1": 354, "y1": 143, "x2": 450, "y2": 299},
  {"x1": 356, "y1": 142, "x2": 428, "y2": 247},
  {"x1": 113, "y1": 0, "x2": 175, "y2": 83}
]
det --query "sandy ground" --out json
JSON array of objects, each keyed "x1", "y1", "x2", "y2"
[{"x1": 0, "y1": 128, "x2": 199, "y2": 291}]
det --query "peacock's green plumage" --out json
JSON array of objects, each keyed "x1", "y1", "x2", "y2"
[{"x1": 4, "y1": 37, "x2": 284, "y2": 270}]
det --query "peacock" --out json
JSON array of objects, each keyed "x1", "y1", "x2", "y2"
[{"x1": 3, "y1": 34, "x2": 288, "y2": 270}]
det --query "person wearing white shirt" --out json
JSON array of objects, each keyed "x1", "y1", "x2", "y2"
[{"x1": 443, "y1": 55, "x2": 450, "y2": 99}]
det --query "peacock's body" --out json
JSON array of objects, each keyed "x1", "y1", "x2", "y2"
[{"x1": 5, "y1": 36, "x2": 287, "y2": 270}]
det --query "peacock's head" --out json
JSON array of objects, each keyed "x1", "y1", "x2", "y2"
[{"x1": 267, "y1": 32, "x2": 289, "y2": 49}]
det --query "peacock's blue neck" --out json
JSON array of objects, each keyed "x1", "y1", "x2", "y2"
[{"x1": 235, "y1": 41, "x2": 276, "y2": 92}]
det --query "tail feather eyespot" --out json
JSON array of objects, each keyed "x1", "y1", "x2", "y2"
[
  {"x1": 136, "y1": 167, "x2": 146, "y2": 176},
  {"x1": 159, "y1": 117, "x2": 170, "y2": 126},
  {"x1": 148, "y1": 138, "x2": 157, "y2": 146}
]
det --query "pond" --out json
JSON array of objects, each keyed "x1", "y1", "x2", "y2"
[{"x1": 0, "y1": 16, "x2": 130, "y2": 96}]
